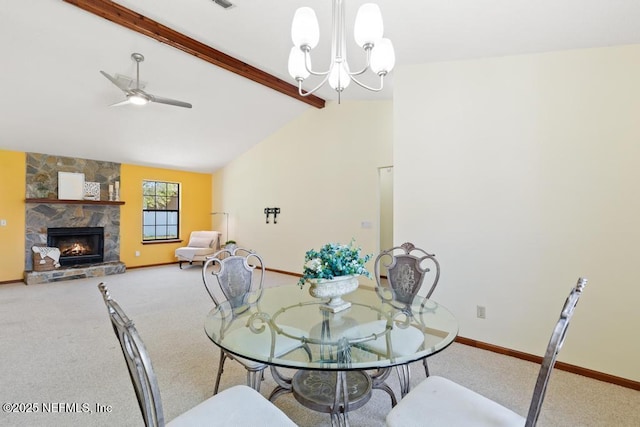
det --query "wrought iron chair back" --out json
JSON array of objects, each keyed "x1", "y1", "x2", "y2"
[
  {"x1": 525, "y1": 277, "x2": 587, "y2": 426},
  {"x1": 201, "y1": 247, "x2": 269, "y2": 394},
  {"x1": 370, "y1": 242, "x2": 441, "y2": 393},
  {"x1": 98, "y1": 283, "x2": 164, "y2": 427},
  {"x1": 374, "y1": 242, "x2": 440, "y2": 306},
  {"x1": 202, "y1": 247, "x2": 265, "y2": 309}
]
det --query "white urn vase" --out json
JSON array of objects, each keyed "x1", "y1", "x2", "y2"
[{"x1": 308, "y1": 275, "x2": 359, "y2": 313}]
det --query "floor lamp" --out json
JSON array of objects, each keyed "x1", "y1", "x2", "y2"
[{"x1": 211, "y1": 212, "x2": 229, "y2": 244}]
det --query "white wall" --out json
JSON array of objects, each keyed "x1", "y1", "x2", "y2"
[
  {"x1": 212, "y1": 100, "x2": 393, "y2": 277},
  {"x1": 394, "y1": 45, "x2": 640, "y2": 381}
]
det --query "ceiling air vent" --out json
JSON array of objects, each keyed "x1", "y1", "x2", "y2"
[{"x1": 212, "y1": 0, "x2": 234, "y2": 9}]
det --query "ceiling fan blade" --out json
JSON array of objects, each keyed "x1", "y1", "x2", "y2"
[
  {"x1": 109, "y1": 99, "x2": 132, "y2": 107},
  {"x1": 101, "y1": 54, "x2": 191, "y2": 108},
  {"x1": 148, "y1": 93, "x2": 193, "y2": 109},
  {"x1": 100, "y1": 71, "x2": 130, "y2": 92}
]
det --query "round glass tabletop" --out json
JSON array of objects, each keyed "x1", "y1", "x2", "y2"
[{"x1": 204, "y1": 285, "x2": 458, "y2": 371}]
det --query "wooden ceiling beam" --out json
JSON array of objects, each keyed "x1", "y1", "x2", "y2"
[{"x1": 62, "y1": 0, "x2": 325, "y2": 109}]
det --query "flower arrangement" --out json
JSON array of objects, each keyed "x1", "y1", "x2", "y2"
[{"x1": 298, "y1": 240, "x2": 372, "y2": 288}]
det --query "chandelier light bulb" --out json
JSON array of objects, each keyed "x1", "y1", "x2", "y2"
[
  {"x1": 291, "y1": 7, "x2": 320, "y2": 49},
  {"x1": 354, "y1": 3, "x2": 384, "y2": 48},
  {"x1": 288, "y1": 47, "x2": 310, "y2": 80},
  {"x1": 328, "y1": 62, "x2": 351, "y2": 91},
  {"x1": 370, "y1": 38, "x2": 395, "y2": 75}
]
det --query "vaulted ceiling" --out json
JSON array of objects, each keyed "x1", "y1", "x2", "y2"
[{"x1": 3, "y1": 1, "x2": 640, "y2": 173}]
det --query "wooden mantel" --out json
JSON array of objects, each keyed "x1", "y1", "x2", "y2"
[{"x1": 25, "y1": 198, "x2": 125, "y2": 206}]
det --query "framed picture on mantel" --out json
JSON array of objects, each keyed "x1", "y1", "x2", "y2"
[
  {"x1": 83, "y1": 182, "x2": 100, "y2": 200},
  {"x1": 58, "y1": 172, "x2": 85, "y2": 200}
]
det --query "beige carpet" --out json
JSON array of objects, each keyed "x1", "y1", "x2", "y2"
[{"x1": 0, "y1": 265, "x2": 638, "y2": 426}]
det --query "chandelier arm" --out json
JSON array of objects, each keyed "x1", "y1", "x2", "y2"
[
  {"x1": 297, "y1": 73, "x2": 332, "y2": 97},
  {"x1": 303, "y1": 50, "x2": 330, "y2": 77},
  {"x1": 347, "y1": 47, "x2": 373, "y2": 76},
  {"x1": 348, "y1": 64, "x2": 371, "y2": 76},
  {"x1": 348, "y1": 73, "x2": 386, "y2": 92}
]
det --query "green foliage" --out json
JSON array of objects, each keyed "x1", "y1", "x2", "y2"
[
  {"x1": 298, "y1": 240, "x2": 372, "y2": 288},
  {"x1": 143, "y1": 181, "x2": 179, "y2": 210}
]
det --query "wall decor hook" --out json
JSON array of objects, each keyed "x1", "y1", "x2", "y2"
[{"x1": 264, "y1": 207, "x2": 281, "y2": 224}]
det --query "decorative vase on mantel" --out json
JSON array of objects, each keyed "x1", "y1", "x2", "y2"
[
  {"x1": 308, "y1": 275, "x2": 359, "y2": 313},
  {"x1": 35, "y1": 186, "x2": 49, "y2": 199}
]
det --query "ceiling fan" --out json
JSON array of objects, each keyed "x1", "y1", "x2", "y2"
[{"x1": 100, "y1": 53, "x2": 192, "y2": 108}]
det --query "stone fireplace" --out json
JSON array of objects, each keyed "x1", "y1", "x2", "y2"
[{"x1": 24, "y1": 153, "x2": 126, "y2": 284}]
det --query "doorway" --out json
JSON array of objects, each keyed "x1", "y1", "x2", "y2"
[{"x1": 378, "y1": 166, "x2": 393, "y2": 276}]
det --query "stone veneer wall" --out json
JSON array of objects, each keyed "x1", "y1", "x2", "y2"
[{"x1": 24, "y1": 153, "x2": 121, "y2": 271}]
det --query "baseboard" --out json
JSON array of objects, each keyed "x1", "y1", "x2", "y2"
[
  {"x1": 265, "y1": 267, "x2": 301, "y2": 277},
  {"x1": 266, "y1": 268, "x2": 387, "y2": 281},
  {"x1": 127, "y1": 262, "x2": 177, "y2": 269},
  {"x1": 0, "y1": 279, "x2": 24, "y2": 285},
  {"x1": 455, "y1": 336, "x2": 640, "y2": 391}
]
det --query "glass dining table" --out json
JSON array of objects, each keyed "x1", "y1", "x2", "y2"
[{"x1": 204, "y1": 284, "x2": 458, "y2": 425}]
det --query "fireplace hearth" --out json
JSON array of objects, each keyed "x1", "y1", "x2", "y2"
[{"x1": 47, "y1": 227, "x2": 104, "y2": 266}]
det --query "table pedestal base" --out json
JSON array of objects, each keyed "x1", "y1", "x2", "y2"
[
  {"x1": 269, "y1": 365, "x2": 398, "y2": 426},
  {"x1": 292, "y1": 370, "x2": 371, "y2": 425}
]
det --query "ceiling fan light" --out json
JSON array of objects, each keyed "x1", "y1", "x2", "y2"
[
  {"x1": 129, "y1": 94, "x2": 148, "y2": 105},
  {"x1": 291, "y1": 7, "x2": 319, "y2": 49},
  {"x1": 354, "y1": 3, "x2": 384, "y2": 48},
  {"x1": 288, "y1": 47, "x2": 310, "y2": 80},
  {"x1": 370, "y1": 38, "x2": 395, "y2": 74},
  {"x1": 328, "y1": 63, "x2": 351, "y2": 91}
]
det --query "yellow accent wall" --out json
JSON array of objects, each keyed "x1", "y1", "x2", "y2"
[
  {"x1": 0, "y1": 150, "x2": 26, "y2": 282},
  {"x1": 119, "y1": 164, "x2": 212, "y2": 268}
]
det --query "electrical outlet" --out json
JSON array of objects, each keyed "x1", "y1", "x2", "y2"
[
  {"x1": 0, "y1": 219, "x2": 6, "y2": 226},
  {"x1": 135, "y1": 251, "x2": 140, "y2": 257},
  {"x1": 477, "y1": 305, "x2": 486, "y2": 319}
]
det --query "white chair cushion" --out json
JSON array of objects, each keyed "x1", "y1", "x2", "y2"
[
  {"x1": 229, "y1": 355, "x2": 266, "y2": 370},
  {"x1": 386, "y1": 376, "x2": 525, "y2": 427},
  {"x1": 167, "y1": 385, "x2": 296, "y2": 426},
  {"x1": 175, "y1": 247, "x2": 217, "y2": 261},
  {"x1": 221, "y1": 325, "x2": 307, "y2": 367},
  {"x1": 344, "y1": 319, "x2": 424, "y2": 357}
]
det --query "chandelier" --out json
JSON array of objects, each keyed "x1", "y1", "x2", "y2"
[{"x1": 287, "y1": 0, "x2": 395, "y2": 101}]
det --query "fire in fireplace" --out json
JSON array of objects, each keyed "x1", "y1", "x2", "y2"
[{"x1": 47, "y1": 227, "x2": 105, "y2": 266}]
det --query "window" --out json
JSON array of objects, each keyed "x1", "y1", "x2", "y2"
[{"x1": 142, "y1": 180, "x2": 179, "y2": 241}]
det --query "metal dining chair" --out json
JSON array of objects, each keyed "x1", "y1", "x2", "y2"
[
  {"x1": 97, "y1": 282, "x2": 296, "y2": 427},
  {"x1": 386, "y1": 277, "x2": 588, "y2": 427},
  {"x1": 356, "y1": 242, "x2": 441, "y2": 397},
  {"x1": 202, "y1": 247, "x2": 310, "y2": 394}
]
